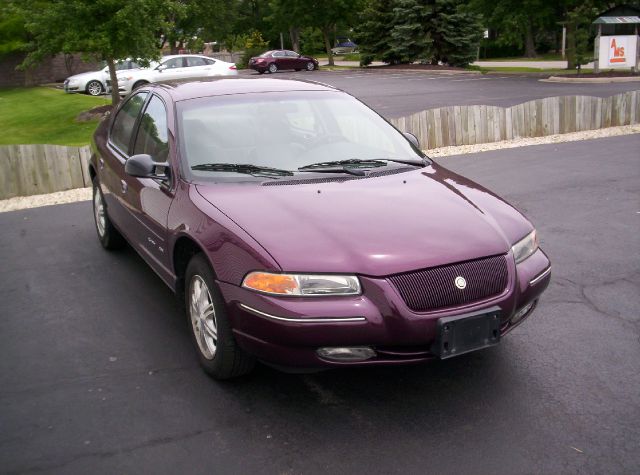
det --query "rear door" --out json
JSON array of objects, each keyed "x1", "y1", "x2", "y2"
[
  {"x1": 100, "y1": 92, "x2": 148, "y2": 230},
  {"x1": 272, "y1": 51, "x2": 287, "y2": 70},
  {"x1": 185, "y1": 56, "x2": 213, "y2": 78}
]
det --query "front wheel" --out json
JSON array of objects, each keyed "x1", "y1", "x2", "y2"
[
  {"x1": 86, "y1": 80, "x2": 104, "y2": 96},
  {"x1": 185, "y1": 254, "x2": 255, "y2": 379},
  {"x1": 92, "y1": 177, "x2": 125, "y2": 250},
  {"x1": 268, "y1": 63, "x2": 278, "y2": 74},
  {"x1": 306, "y1": 62, "x2": 315, "y2": 71}
]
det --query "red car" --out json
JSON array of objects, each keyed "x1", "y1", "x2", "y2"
[{"x1": 249, "y1": 50, "x2": 319, "y2": 74}]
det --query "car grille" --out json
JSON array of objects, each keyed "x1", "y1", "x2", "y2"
[{"x1": 388, "y1": 254, "x2": 509, "y2": 312}]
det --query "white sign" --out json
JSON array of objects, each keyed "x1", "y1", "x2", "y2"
[{"x1": 598, "y1": 35, "x2": 639, "y2": 69}]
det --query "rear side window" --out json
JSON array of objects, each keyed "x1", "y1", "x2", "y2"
[
  {"x1": 186, "y1": 57, "x2": 207, "y2": 67},
  {"x1": 133, "y1": 95, "x2": 169, "y2": 162},
  {"x1": 111, "y1": 92, "x2": 148, "y2": 153}
]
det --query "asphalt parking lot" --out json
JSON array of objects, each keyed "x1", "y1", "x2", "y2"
[
  {"x1": 1, "y1": 134, "x2": 639, "y2": 474},
  {"x1": 242, "y1": 68, "x2": 640, "y2": 117}
]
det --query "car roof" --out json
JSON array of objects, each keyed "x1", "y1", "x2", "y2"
[{"x1": 151, "y1": 78, "x2": 338, "y2": 101}]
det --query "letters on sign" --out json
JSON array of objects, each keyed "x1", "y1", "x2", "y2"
[{"x1": 609, "y1": 37, "x2": 627, "y2": 65}]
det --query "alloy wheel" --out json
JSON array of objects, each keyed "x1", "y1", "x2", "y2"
[
  {"x1": 189, "y1": 275, "x2": 218, "y2": 360},
  {"x1": 87, "y1": 80, "x2": 103, "y2": 96},
  {"x1": 93, "y1": 188, "x2": 106, "y2": 238}
]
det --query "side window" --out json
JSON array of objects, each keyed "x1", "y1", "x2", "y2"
[
  {"x1": 163, "y1": 58, "x2": 184, "y2": 69},
  {"x1": 130, "y1": 61, "x2": 140, "y2": 69},
  {"x1": 186, "y1": 57, "x2": 207, "y2": 67},
  {"x1": 110, "y1": 92, "x2": 148, "y2": 153},
  {"x1": 285, "y1": 50, "x2": 298, "y2": 57},
  {"x1": 204, "y1": 58, "x2": 216, "y2": 65},
  {"x1": 273, "y1": 51, "x2": 285, "y2": 58},
  {"x1": 133, "y1": 95, "x2": 169, "y2": 163}
]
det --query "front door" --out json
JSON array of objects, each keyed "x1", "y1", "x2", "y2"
[{"x1": 120, "y1": 94, "x2": 174, "y2": 281}]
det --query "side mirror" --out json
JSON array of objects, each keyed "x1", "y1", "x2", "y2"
[
  {"x1": 156, "y1": 64, "x2": 167, "y2": 71},
  {"x1": 125, "y1": 154, "x2": 170, "y2": 180},
  {"x1": 403, "y1": 132, "x2": 420, "y2": 149}
]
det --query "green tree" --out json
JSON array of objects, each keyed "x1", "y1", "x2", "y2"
[
  {"x1": 355, "y1": 0, "x2": 483, "y2": 67},
  {"x1": 16, "y1": 0, "x2": 182, "y2": 105},
  {"x1": 431, "y1": 0, "x2": 484, "y2": 66},
  {"x1": 0, "y1": 1, "x2": 29, "y2": 58},
  {"x1": 390, "y1": 0, "x2": 434, "y2": 63},
  {"x1": 308, "y1": 0, "x2": 361, "y2": 66},
  {"x1": 268, "y1": 0, "x2": 310, "y2": 52},
  {"x1": 354, "y1": 0, "x2": 402, "y2": 65}
]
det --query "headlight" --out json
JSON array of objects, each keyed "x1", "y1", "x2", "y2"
[
  {"x1": 242, "y1": 272, "x2": 361, "y2": 296},
  {"x1": 68, "y1": 79, "x2": 79, "y2": 85},
  {"x1": 512, "y1": 229, "x2": 539, "y2": 264},
  {"x1": 118, "y1": 76, "x2": 132, "y2": 82}
]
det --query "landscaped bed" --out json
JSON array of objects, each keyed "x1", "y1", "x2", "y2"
[{"x1": 0, "y1": 87, "x2": 109, "y2": 146}]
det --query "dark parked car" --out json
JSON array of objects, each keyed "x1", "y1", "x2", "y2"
[
  {"x1": 90, "y1": 78, "x2": 551, "y2": 379},
  {"x1": 249, "y1": 50, "x2": 318, "y2": 74}
]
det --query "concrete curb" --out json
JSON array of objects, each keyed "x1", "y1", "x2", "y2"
[{"x1": 542, "y1": 75, "x2": 640, "y2": 83}]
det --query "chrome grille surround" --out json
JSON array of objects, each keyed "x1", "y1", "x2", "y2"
[{"x1": 388, "y1": 254, "x2": 509, "y2": 312}]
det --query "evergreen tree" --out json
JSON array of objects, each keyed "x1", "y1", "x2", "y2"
[
  {"x1": 431, "y1": 0, "x2": 484, "y2": 67},
  {"x1": 390, "y1": 0, "x2": 433, "y2": 63},
  {"x1": 353, "y1": 0, "x2": 401, "y2": 65}
]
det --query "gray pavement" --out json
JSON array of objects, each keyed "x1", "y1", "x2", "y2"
[
  {"x1": 1, "y1": 134, "x2": 639, "y2": 474},
  {"x1": 243, "y1": 68, "x2": 640, "y2": 117}
]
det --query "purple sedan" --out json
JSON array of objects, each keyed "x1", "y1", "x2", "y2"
[
  {"x1": 249, "y1": 50, "x2": 318, "y2": 74},
  {"x1": 90, "y1": 78, "x2": 550, "y2": 379}
]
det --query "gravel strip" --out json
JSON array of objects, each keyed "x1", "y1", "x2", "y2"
[
  {"x1": 0, "y1": 188, "x2": 92, "y2": 213},
  {"x1": 426, "y1": 124, "x2": 640, "y2": 158},
  {"x1": 1, "y1": 124, "x2": 638, "y2": 213}
]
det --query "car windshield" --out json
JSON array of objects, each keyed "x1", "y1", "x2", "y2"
[{"x1": 177, "y1": 91, "x2": 424, "y2": 180}]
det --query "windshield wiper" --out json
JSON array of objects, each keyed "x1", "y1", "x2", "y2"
[
  {"x1": 297, "y1": 158, "x2": 425, "y2": 173},
  {"x1": 191, "y1": 163, "x2": 294, "y2": 177}
]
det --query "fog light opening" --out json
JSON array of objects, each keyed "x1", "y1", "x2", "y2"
[
  {"x1": 316, "y1": 346, "x2": 376, "y2": 362},
  {"x1": 511, "y1": 300, "x2": 537, "y2": 325}
]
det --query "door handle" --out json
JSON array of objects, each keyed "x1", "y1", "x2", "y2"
[
  {"x1": 120, "y1": 180, "x2": 128, "y2": 194},
  {"x1": 99, "y1": 158, "x2": 104, "y2": 169}
]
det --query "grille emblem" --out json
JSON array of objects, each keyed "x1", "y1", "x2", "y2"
[{"x1": 454, "y1": 276, "x2": 467, "y2": 289}]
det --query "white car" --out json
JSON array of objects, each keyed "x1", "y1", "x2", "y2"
[
  {"x1": 64, "y1": 59, "x2": 141, "y2": 96},
  {"x1": 114, "y1": 54, "x2": 238, "y2": 95}
]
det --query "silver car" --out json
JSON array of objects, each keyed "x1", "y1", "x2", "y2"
[
  {"x1": 63, "y1": 59, "x2": 141, "y2": 96},
  {"x1": 114, "y1": 55, "x2": 238, "y2": 95}
]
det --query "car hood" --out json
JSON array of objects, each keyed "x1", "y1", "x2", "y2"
[
  {"x1": 66, "y1": 70, "x2": 105, "y2": 81},
  {"x1": 195, "y1": 163, "x2": 532, "y2": 276}
]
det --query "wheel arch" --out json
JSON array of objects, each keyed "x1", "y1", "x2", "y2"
[{"x1": 173, "y1": 235, "x2": 216, "y2": 297}]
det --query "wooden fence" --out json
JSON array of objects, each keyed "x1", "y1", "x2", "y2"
[
  {"x1": 1, "y1": 92, "x2": 638, "y2": 199},
  {"x1": 390, "y1": 91, "x2": 639, "y2": 150},
  {"x1": 0, "y1": 144, "x2": 91, "y2": 200}
]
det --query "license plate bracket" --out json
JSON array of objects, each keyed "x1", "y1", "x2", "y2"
[{"x1": 433, "y1": 306, "x2": 501, "y2": 359}]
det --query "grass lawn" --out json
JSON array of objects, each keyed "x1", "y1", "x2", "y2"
[
  {"x1": 471, "y1": 66, "x2": 583, "y2": 74},
  {"x1": 479, "y1": 53, "x2": 564, "y2": 62},
  {"x1": 0, "y1": 87, "x2": 109, "y2": 146}
]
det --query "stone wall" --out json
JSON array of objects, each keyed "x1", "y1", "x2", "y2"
[{"x1": 0, "y1": 53, "x2": 102, "y2": 88}]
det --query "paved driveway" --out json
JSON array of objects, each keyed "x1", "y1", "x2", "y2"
[
  {"x1": 242, "y1": 69, "x2": 640, "y2": 117},
  {"x1": 1, "y1": 135, "x2": 639, "y2": 474}
]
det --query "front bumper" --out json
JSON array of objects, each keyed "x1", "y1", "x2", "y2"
[{"x1": 219, "y1": 249, "x2": 551, "y2": 369}]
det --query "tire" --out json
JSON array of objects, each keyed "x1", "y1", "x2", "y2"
[
  {"x1": 86, "y1": 80, "x2": 104, "y2": 96},
  {"x1": 268, "y1": 63, "x2": 278, "y2": 74},
  {"x1": 132, "y1": 80, "x2": 148, "y2": 90},
  {"x1": 185, "y1": 254, "x2": 255, "y2": 379},
  {"x1": 92, "y1": 177, "x2": 125, "y2": 250},
  {"x1": 306, "y1": 62, "x2": 315, "y2": 71}
]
